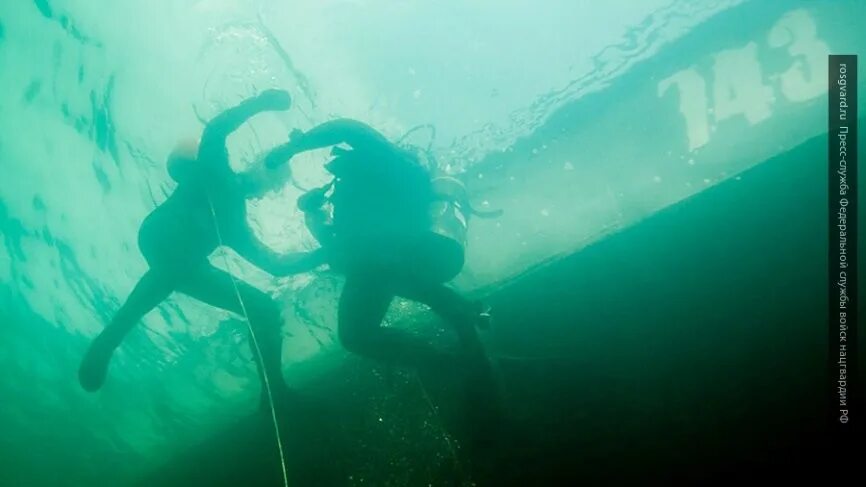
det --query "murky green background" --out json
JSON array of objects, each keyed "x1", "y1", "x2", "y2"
[{"x1": 0, "y1": 1, "x2": 863, "y2": 485}]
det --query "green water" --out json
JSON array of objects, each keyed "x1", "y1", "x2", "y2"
[{"x1": 0, "y1": 1, "x2": 863, "y2": 485}]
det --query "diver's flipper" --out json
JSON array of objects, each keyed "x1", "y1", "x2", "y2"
[{"x1": 78, "y1": 336, "x2": 114, "y2": 392}]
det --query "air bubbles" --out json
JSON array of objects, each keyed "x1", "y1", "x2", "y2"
[{"x1": 563, "y1": 161, "x2": 574, "y2": 171}]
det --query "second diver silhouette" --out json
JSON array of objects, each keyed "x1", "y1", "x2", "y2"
[
  {"x1": 267, "y1": 119, "x2": 503, "y2": 446},
  {"x1": 78, "y1": 89, "x2": 325, "y2": 408}
]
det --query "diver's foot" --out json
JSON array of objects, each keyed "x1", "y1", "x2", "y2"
[
  {"x1": 467, "y1": 300, "x2": 493, "y2": 330},
  {"x1": 78, "y1": 335, "x2": 115, "y2": 392},
  {"x1": 477, "y1": 302, "x2": 493, "y2": 330}
]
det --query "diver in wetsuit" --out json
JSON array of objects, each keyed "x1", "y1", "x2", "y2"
[
  {"x1": 78, "y1": 89, "x2": 324, "y2": 404},
  {"x1": 266, "y1": 120, "x2": 499, "y2": 420}
]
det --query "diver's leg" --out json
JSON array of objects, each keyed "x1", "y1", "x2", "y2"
[
  {"x1": 337, "y1": 273, "x2": 392, "y2": 358},
  {"x1": 79, "y1": 269, "x2": 176, "y2": 391},
  {"x1": 396, "y1": 279, "x2": 503, "y2": 436},
  {"x1": 395, "y1": 280, "x2": 487, "y2": 356},
  {"x1": 338, "y1": 273, "x2": 446, "y2": 368},
  {"x1": 175, "y1": 265, "x2": 289, "y2": 405}
]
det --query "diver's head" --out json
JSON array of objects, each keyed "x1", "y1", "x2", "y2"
[{"x1": 166, "y1": 138, "x2": 200, "y2": 183}]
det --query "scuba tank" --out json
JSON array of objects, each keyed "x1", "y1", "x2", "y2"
[
  {"x1": 426, "y1": 176, "x2": 503, "y2": 283},
  {"x1": 425, "y1": 176, "x2": 470, "y2": 283},
  {"x1": 398, "y1": 124, "x2": 503, "y2": 249},
  {"x1": 430, "y1": 177, "x2": 470, "y2": 252}
]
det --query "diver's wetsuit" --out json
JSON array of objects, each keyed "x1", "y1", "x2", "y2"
[
  {"x1": 270, "y1": 119, "x2": 491, "y2": 374},
  {"x1": 78, "y1": 91, "x2": 322, "y2": 399}
]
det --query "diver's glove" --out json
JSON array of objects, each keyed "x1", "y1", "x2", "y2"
[
  {"x1": 288, "y1": 128, "x2": 304, "y2": 142},
  {"x1": 256, "y1": 89, "x2": 292, "y2": 110},
  {"x1": 297, "y1": 183, "x2": 333, "y2": 213},
  {"x1": 265, "y1": 129, "x2": 307, "y2": 169}
]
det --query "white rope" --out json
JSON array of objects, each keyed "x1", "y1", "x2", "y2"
[{"x1": 207, "y1": 196, "x2": 290, "y2": 487}]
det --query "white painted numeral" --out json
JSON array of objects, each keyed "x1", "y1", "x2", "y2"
[
  {"x1": 658, "y1": 69, "x2": 710, "y2": 151},
  {"x1": 767, "y1": 9, "x2": 830, "y2": 102},
  {"x1": 658, "y1": 9, "x2": 830, "y2": 151},
  {"x1": 711, "y1": 42, "x2": 773, "y2": 125}
]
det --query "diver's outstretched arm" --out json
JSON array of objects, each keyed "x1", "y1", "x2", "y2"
[
  {"x1": 229, "y1": 225, "x2": 326, "y2": 277},
  {"x1": 265, "y1": 119, "x2": 392, "y2": 168},
  {"x1": 201, "y1": 89, "x2": 292, "y2": 151}
]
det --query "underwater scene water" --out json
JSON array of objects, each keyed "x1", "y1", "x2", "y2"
[{"x1": 0, "y1": 1, "x2": 863, "y2": 485}]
